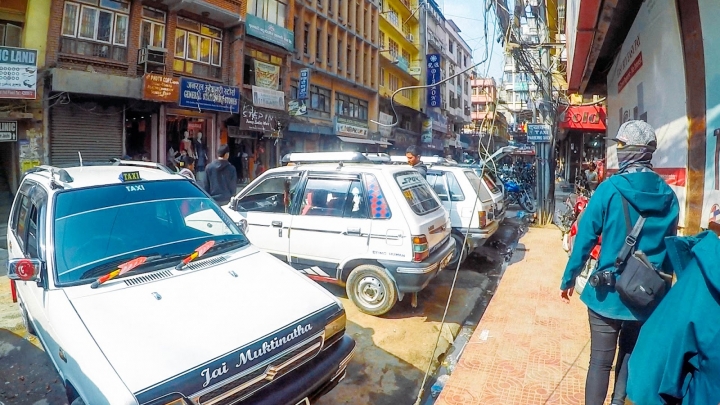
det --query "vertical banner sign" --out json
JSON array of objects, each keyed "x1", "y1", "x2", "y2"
[
  {"x1": 253, "y1": 60, "x2": 280, "y2": 90},
  {"x1": 426, "y1": 54, "x2": 441, "y2": 107},
  {"x1": 298, "y1": 69, "x2": 311, "y2": 100}
]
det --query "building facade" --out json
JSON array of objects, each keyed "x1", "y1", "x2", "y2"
[
  {"x1": 284, "y1": 0, "x2": 381, "y2": 154},
  {"x1": 0, "y1": 0, "x2": 51, "y2": 192},
  {"x1": 443, "y1": 19, "x2": 471, "y2": 153},
  {"x1": 468, "y1": 76, "x2": 508, "y2": 153},
  {"x1": 377, "y1": 0, "x2": 421, "y2": 155}
]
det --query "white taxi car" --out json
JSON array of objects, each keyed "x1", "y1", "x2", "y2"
[
  {"x1": 6, "y1": 161, "x2": 354, "y2": 405},
  {"x1": 224, "y1": 152, "x2": 455, "y2": 316}
]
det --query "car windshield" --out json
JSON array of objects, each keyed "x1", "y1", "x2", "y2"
[
  {"x1": 394, "y1": 171, "x2": 441, "y2": 215},
  {"x1": 53, "y1": 180, "x2": 247, "y2": 284}
]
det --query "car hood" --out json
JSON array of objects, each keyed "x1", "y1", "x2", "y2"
[{"x1": 65, "y1": 247, "x2": 339, "y2": 397}]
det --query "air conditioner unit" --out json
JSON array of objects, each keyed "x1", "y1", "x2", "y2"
[
  {"x1": 406, "y1": 34, "x2": 414, "y2": 42},
  {"x1": 137, "y1": 46, "x2": 167, "y2": 65}
]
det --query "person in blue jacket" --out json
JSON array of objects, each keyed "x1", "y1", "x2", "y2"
[
  {"x1": 559, "y1": 120, "x2": 680, "y2": 405},
  {"x1": 626, "y1": 230, "x2": 720, "y2": 405}
]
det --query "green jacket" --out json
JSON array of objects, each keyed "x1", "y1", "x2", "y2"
[
  {"x1": 627, "y1": 231, "x2": 720, "y2": 404},
  {"x1": 560, "y1": 171, "x2": 679, "y2": 321}
]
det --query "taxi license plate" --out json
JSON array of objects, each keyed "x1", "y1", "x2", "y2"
[{"x1": 296, "y1": 399, "x2": 310, "y2": 405}]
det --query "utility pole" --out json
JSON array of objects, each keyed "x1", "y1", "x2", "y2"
[{"x1": 534, "y1": 0, "x2": 555, "y2": 224}]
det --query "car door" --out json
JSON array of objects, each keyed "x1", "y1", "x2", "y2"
[
  {"x1": 426, "y1": 172, "x2": 457, "y2": 224},
  {"x1": 231, "y1": 173, "x2": 301, "y2": 261},
  {"x1": 288, "y1": 174, "x2": 371, "y2": 281}
]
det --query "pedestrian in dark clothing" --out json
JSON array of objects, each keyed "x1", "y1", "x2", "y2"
[
  {"x1": 559, "y1": 120, "x2": 680, "y2": 405},
  {"x1": 205, "y1": 144, "x2": 238, "y2": 205},
  {"x1": 406, "y1": 145, "x2": 427, "y2": 178}
]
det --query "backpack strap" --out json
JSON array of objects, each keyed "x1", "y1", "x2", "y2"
[{"x1": 615, "y1": 197, "x2": 646, "y2": 270}]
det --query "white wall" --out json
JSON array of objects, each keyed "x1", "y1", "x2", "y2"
[{"x1": 699, "y1": 0, "x2": 720, "y2": 227}]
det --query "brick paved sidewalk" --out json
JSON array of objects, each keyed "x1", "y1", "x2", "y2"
[{"x1": 436, "y1": 226, "x2": 603, "y2": 405}]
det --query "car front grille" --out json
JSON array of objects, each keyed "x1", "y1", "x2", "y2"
[{"x1": 194, "y1": 333, "x2": 325, "y2": 405}]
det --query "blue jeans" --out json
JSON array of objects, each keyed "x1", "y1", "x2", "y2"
[{"x1": 586, "y1": 309, "x2": 642, "y2": 405}]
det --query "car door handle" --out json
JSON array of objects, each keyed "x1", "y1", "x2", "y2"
[
  {"x1": 344, "y1": 227, "x2": 361, "y2": 235},
  {"x1": 271, "y1": 221, "x2": 283, "y2": 228}
]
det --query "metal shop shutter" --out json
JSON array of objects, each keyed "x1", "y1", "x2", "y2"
[{"x1": 50, "y1": 103, "x2": 123, "y2": 167}]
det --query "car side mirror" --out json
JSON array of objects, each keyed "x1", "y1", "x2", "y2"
[
  {"x1": 236, "y1": 218, "x2": 248, "y2": 233},
  {"x1": 7, "y1": 258, "x2": 42, "y2": 282}
]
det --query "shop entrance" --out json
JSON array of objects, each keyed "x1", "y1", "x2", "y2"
[{"x1": 125, "y1": 111, "x2": 153, "y2": 161}]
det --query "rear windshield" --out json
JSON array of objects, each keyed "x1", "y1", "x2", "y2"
[
  {"x1": 394, "y1": 171, "x2": 441, "y2": 215},
  {"x1": 464, "y1": 170, "x2": 494, "y2": 202}
]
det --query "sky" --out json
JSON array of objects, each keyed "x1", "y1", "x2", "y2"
[{"x1": 440, "y1": 0, "x2": 506, "y2": 81}]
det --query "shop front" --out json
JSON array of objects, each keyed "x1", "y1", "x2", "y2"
[{"x1": 557, "y1": 105, "x2": 607, "y2": 182}]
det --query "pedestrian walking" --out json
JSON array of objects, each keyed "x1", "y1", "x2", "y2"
[
  {"x1": 405, "y1": 145, "x2": 427, "y2": 178},
  {"x1": 625, "y1": 226, "x2": 720, "y2": 405},
  {"x1": 179, "y1": 155, "x2": 196, "y2": 181},
  {"x1": 559, "y1": 120, "x2": 680, "y2": 405},
  {"x1": 585, "y1": 162, "x2": 599, "y2": 192},
  {"x1": 205, "y1": 144, "x2": 238, "y2": 206}
]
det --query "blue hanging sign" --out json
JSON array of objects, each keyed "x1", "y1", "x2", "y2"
[
  {"x1": 426, "y1": 54, "x2": 442, "y2": 108},
  {"x1": 298, "y1": 69, "x2": 311, "y2": 100}
]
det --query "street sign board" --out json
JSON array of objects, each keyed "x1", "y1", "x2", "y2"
[
  {"x1": 0, "y1": 46, "x2": 37, "y2": 99},
  {"x1": 527, "y1": 124, "x2": 552, "y2": 143}
]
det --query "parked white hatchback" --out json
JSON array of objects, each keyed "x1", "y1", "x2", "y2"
[
  {"x1": 224, "y1": 152, "x2": 455, "y2": 316},
  {"x1": 6, "y1": 161, "x2": 354, "y2": 405}
]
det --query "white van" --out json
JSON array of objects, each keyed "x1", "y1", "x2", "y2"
[{"x1": 224, "y1": 152, "x2": 455, "y2": 316}]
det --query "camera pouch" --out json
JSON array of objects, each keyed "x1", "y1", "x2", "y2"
[{"x1": 614, "y1": 197, "x2": 669, "y2": 315}]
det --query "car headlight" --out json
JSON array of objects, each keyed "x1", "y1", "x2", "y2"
[{"x1": 324, "y1": 309, "x2": 346, "y2": 342}]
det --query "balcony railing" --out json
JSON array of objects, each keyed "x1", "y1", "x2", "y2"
[
  {"x1": 174, "y1": 59, "x2": 222, "y2": 81},
  {"x1": 60, "y1": 37, "x2": 128, "y2": 63}
]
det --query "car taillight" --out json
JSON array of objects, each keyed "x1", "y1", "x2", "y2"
[
  {"x1": 478, "y1": 211, "x2": 487, "y2": 228},
  {"x1": 412, "y1": 235, "x2": 429, "y2": 262}
]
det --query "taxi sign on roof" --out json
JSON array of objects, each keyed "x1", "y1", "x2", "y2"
[{"x1": 120, "y1": 171, "x2": 142, "y2": 182}]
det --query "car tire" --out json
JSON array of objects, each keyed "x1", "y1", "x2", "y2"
[
  {"x1": 346, "y1": 264, "x2": 398, "y2": 316},
  {"x1": 449, "y1": 233, "x2": 468, "y2": 268}
]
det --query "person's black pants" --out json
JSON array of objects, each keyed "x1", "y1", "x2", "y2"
[{"x1": 586, "y1": 309, "x2": 642, "y2": 405}]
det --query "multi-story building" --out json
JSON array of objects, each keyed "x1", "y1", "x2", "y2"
[
  {"x1": 468, "y1": 76, "x2": 508, "y2": 153},
  {"x1": 377, "y1": 0, "x2": 422, "y2": 154},
  {"x1": 0, "y1": 0, "x2": 51, "y2": 191},
  {"x1": 44, "y1": 0, "x2": 247, "y2": 176},
  {"x1": 420, "y1": 0, "x2": 448, "y2": 155},
  {"x1": 284, "y1": 0, "x2": 381, "y2": 153},
  {"x1": 444, "y1": 19, "x2": 471, "y2": 149}
]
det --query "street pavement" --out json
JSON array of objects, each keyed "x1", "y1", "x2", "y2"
[{"x1": 434, "y1": 224, "x2": 597, "y2": 405}]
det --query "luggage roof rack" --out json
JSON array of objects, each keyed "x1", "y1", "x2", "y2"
[
  {"x1": 25, "y1": 165, "x2": 74, "y2": 189},
  {"x1": 109, "y1": 158, "x2": 176, "y2": 174},
  {"x1": 281, "y1": 152, "x2": 374, "y2": 165}
]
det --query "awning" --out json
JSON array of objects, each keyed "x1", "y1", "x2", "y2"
[{"x1": 337, "y1": 136, "x2": 391, "y2": 146}]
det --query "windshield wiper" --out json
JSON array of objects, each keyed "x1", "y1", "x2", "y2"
[
  {"x1": 175, "y1": 240, "x2": 216, "y2": 270},
  {"x1": 91, "y1": 255, "x2": 156, "y2": 288}
]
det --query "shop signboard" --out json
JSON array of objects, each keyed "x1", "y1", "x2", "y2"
[
  {"x1": 527, "y1": 124, "x2": 551, "y2": 142},
  {"x1": 426, "y1": 54, "x2": 441, "y2": 107},
  {"x1": 421, "y1": 118, "x2": 433, "y2": 143},
  {"x1": 428, "y1": 110, "x2": 447, "y2": 133},
  {"x1": 335, "y1": 117, "x2": 368, "y2": 138},
  {"x1": 254, "y1": 60, "x2": 280, "y2": 90},
  {"x1": 142, "y1": 74, "x2": 179, "y2": 102},
  {"x1": 0, "y1": 120, "x2": 17, "y2": 142},
  {"x1": 558, "y1": 105, "x2": 607, "y2": 131},
  {"x1": 179, "y1": 78, "x2": 240, "y2": 113},
  {"x1": 240, "y1": 103, "x2": 279, "y2": 132},
  {"x1": 252, "y1": 86, "x2": 285, "y2": 111},
  {"x1": 298, "y1": 69, "x2": 311, "y2": 100},
  {"x1": 246, "y1": 14, "x2": 294, "y2": 51},
  {"x1": 288, "y1": 100, "x2": 307, "y2": 116},
  {"x1": 0, "y1": 46, "x2": 37, "y2": 99}
]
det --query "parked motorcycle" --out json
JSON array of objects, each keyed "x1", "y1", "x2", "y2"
[{"x1": 502, "y1": 176, "x2": 536, "y2": 213}]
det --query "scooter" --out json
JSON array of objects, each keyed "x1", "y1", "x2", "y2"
[{"x1": 565, "y1": 196, "x2": 602, "y2": 278}]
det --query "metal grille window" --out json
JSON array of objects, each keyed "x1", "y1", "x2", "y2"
[
  {"x1": 140, "y1": 7, "x2": 165, "y2": 49},
  {"x1": 174, "y1": 17, "x2": 222, "y2": 79},
  {"x1": 335, "y1": 92, "x2": 368, "y2": 120},
  {"x1": 60, "y1": 0, "x2": 129, "y2": 61},
  {"x1": 247, "y1": 0, "x2": 287, "y2": 27},
  {"x1": 388, "y1": 39, "x2": 398, "y2": 58}
]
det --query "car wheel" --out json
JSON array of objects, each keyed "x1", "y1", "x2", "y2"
[
  {"x1": 19, "y1": 302, "x2": 36, "y2": 336},
  {"x1": 346, "y1": 264, "x2": 398, "y2": 316},
  {"x1": 449, "y1": 233, "x2": 468, "y2": 268}
]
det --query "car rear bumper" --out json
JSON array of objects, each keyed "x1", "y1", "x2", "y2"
[
  {"x1": 457, "y1": 220, "x2": 500, "y2": 250},
  {"x1": 377, "y1": 237, "x2": 455, "y2": 293},
  {"x1": 244, "y1": 335, "x2": 355, "y2": 405}
]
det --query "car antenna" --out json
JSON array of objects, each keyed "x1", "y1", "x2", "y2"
[{"x1": 78, "y1": 151, "x2": 83, "y2": 167}]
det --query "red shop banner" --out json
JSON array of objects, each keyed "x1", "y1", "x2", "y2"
[{"x1": 558, "y1": 105, "x2": 607, "y2": 131}]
